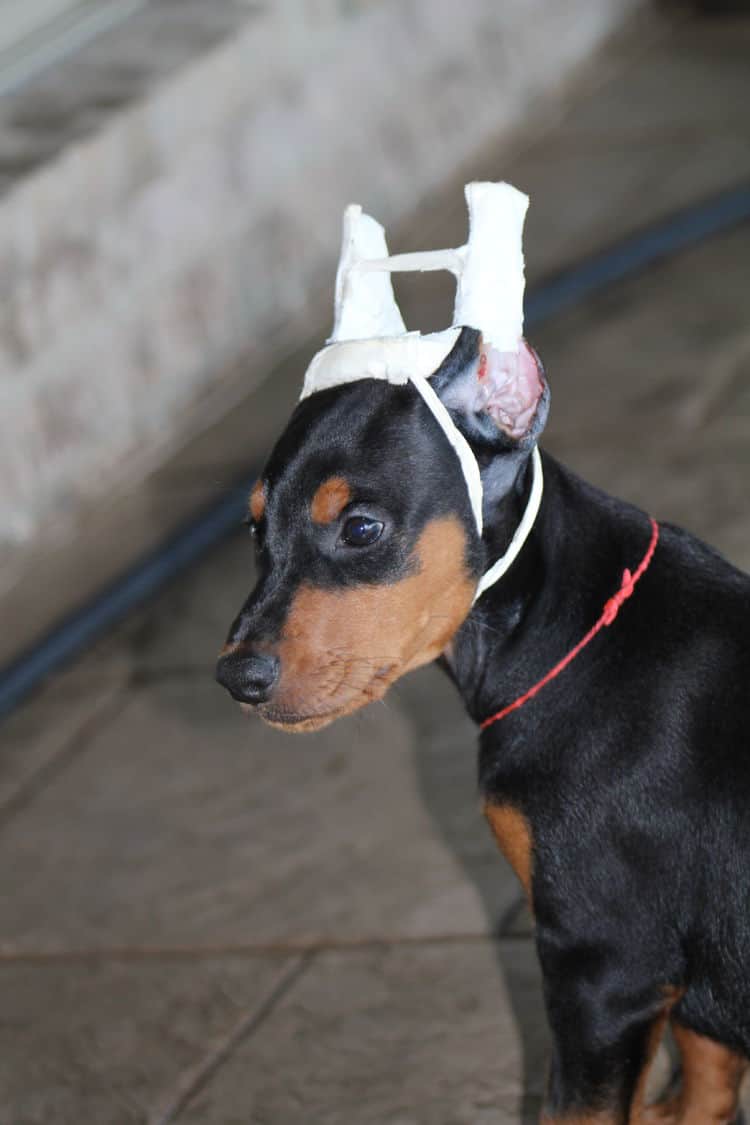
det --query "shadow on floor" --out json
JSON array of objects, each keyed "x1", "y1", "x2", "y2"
[{"x1": 400, "y1": 665, "x2": 547, "y2": 1123}]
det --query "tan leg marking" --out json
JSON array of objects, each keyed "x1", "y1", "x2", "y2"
[
  {"x1": 483, "y1": 803, "x2": 533, "y2": 901},
  {"x1": 630, "y1": 989, "x2": 684, "y2": 1123},
  {"x1": 249, "y1": 479, "x2": 266, "y2": 522},
  {"x1": 642, "y1": 1023, "x2": 747, "y2": 1124},
  {"x1": 310, "y1": 476, "x2": 351, "y2": 524}
]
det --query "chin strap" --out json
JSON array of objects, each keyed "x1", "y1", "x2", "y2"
[
  {"x1": 408, "y1": 371, "x2": 485, "y2": 535},
  {"x1": 407, "y1": 370, "x2": 543, "y2": 603},
  {"x1": 473, "y1": 446, "x2": 543, "y2": 602}
]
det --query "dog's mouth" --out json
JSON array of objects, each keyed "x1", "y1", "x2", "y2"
[
  {"x1": 256, "y1": 704, "x2": 351, "y2": 733},
  {"x1": 239, "y1": 667, "x2": 397, "y2": 733},
  {"x1": 240, "y1": 700, "x2": 362, "y2": 733}
]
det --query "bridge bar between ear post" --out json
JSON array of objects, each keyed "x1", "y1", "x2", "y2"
[{"x1": 354, "y1": 248, "x2": 466, "y2": 275}]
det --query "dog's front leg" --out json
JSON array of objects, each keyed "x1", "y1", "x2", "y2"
[{"x1": 536, "y1": 931, "x2": 673, "y2": 1125}]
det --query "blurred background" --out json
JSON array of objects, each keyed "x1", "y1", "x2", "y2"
[{"x1": 0, "y1": 1, "x2": 749, "y2": 1122}]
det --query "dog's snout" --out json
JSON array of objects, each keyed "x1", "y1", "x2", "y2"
[{"x1": 216, "y1": 651, "x2": 280, "y2": 705}]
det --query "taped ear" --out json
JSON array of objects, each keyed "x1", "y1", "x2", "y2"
[{"x1": 431, "y1": 327, "x2": 549, "y2": 451}]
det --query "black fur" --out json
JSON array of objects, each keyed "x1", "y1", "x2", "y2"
[
  {"x1": 218, "y1": 328, "x2": 750, "y2": 1120},
  {"x1": 466, "y1": 456, "x2": 750, "y2": 1116}
]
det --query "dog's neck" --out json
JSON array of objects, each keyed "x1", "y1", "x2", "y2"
[
  {"x1": 442, "y1": 450, "x2": 547, "y2": 717},
  {"x1": 444, "y1": 454, "x2": 643, "y2": 727}
]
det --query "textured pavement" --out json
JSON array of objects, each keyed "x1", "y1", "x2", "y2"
[{"x1": 2, "y1": 9, "x2": 750, "y2": 1124}]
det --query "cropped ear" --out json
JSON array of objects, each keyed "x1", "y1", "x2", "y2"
[{"x1": 431, "y1": 326, "x2": 549, "y2": 452}]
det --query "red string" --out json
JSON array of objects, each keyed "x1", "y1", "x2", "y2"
[{"x1": 479, "y1": 517, "x2": 660, "y2": 731}]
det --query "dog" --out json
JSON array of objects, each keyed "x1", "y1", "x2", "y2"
[{"x1": 216, "y1": 323, "x2": 750, "y2": 1123}]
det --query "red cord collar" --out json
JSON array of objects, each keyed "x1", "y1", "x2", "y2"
[{"x1": 480, "y1": 517, "x2": 660, "y2": 731}]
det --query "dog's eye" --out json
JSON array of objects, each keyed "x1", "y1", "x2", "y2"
[
  {"x1": 340, "y1": 516, "x2": 384, "y2": 547},
  {"x1": 242, "y1": 517, "x2": 266, "y2": 555}
]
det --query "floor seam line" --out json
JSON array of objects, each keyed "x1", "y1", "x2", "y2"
[
  {"x1": 0, "y1": 933, "x2": 536, "y2": 963},
  {"x1": 145, "y1": 951, "x2": 314, "y2": 1125}
]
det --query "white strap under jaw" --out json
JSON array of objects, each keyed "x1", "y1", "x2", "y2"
[
  {"x1": 413, "y1": 371, "x2": 542, "y2": 602},
  {"x1": 407, "y1": 369, "x2": 543, "y2": 603},
  {"x1": 408, "y1": 370, "x2": 485, "y2": 535},
  {"x1": 473, "y1": 445, "x2": 543, "y2": 602}
]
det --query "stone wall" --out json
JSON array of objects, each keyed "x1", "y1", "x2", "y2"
[{"x1": 0, "y1": 0, "x2": 640, "y2": 595}]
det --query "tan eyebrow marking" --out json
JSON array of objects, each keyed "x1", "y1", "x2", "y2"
[
  {"x1": 249, "y1": 480, "x2": 266, "y2": 522},
  {"x1": 310, "y1": 476, "x2": 351, "y2": 525}
]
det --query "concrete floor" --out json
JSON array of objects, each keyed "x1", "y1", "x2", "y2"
[{"x1": 2, "y1": 9, "x2": 750, "y2": 1124}]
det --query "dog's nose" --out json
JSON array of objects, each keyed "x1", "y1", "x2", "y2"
[{"x1": 215, "y1": 651, "x2": 280, "y2": 705}]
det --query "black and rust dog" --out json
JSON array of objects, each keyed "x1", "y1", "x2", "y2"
[{"x1": 216, "y1": 327, "x2": 750, "y2": 1123}]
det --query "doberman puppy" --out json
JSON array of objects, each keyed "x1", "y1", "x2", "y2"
[{"x1": 216, "y1": 327, "x2": 750, "y2": 1123}]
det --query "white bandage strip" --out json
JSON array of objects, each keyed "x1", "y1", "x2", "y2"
[
  {"x1": 407, "y1": 370, "x2": 485, "y2": 535},
  {"x1": 356, "y1": 247, "x2": 466, "y2": 277},
  {"x1": 301, "y1": 180, "x2": 544, "y2": 601},
  {"x1": 409, "y1": 373, "x2": 544, "y2": 604},
  {"x1": 473, "y1": 445, "x2": 543, "y2": 602}
]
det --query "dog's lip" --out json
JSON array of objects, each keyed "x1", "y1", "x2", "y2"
[{"x1": 240, "y1": 701, "x2": 345, "y2": 726}]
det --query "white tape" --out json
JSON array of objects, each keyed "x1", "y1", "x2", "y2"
[{"x1": 300, "y1": 181, "x2": 542, "y2": 599}]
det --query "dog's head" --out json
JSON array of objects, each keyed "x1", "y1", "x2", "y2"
[{"x1": 216, "y1": 328, "x2": 548, "y2": 730}]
